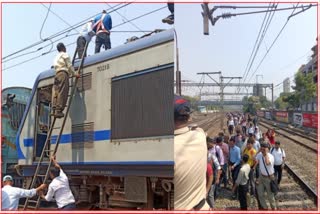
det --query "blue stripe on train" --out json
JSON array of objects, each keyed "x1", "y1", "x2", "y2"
[
  {"x1": 22, "y1": 130, "x2": 111, "y2": 147},
  {"x1": 32, "y1": 161, "x2": 174, "y2": 165}
]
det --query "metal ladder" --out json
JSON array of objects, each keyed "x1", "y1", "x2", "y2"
[{"x1": 23, "y1": 42, "x2": 89, "y2": 210}]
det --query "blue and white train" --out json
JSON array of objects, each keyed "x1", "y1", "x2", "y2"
[{"x1": 15, "y1": 29, "x2": 175, "y2": 209}]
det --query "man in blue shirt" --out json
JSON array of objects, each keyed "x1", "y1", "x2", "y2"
[
  {"x1": 93, "y1": 10, "x2": 112, "y2": 53},
  {"x1": 228, "y1": 137, "x2": 241, "y2": 198}
]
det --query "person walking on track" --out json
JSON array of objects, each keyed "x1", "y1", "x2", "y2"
[
  {"x1": 270, "y1": 141, "x2": 286, "y2": 188},
  {"x1": 2, "y1": 175, "x2": 46, "y2": 210},
  {"x1": 52, "y1": 43, "x2": 79, "y2": 119},
  {"x1": 232, "y1": 154, "x2": 250, "y2": 210},
  {"x1": 255, "y1": 143, "x2": 276, "y2": 210}
]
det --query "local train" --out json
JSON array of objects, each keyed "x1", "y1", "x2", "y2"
[
  {"x1": 15, "y1": 29, "x2": 175, "y2": 209},
  {"x1": 1, "y1": 87, "x2": 32, "y2": 186}
]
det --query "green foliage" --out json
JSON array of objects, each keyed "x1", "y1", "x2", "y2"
[
  {"x1": 242, "y1": 95, "x2": 271, "y2": 113},
  {"x1": 281, "y1": 71, "x2": 317, "y2": 108},
  {"x1": 181, "y1": 95, "x2": 200, "y2": 109}
]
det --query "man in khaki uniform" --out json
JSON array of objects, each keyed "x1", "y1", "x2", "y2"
[
  {"x1": 174, "y1": 95, "x2": 209, "y2": 210},
  {"x1": 52, "y1": 43, "x2": 79, "y2": 118}
]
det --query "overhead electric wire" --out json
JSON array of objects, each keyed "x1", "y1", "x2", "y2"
[
  {"x1": 41, "y1": 3, "x2": 79, "y2": 34},
  {"x1": 39, "y1": 3, "x2": 52, "y2": 41},
  {"x1": 242, "y1": 3, "x2": 278, "y2": 83},
  {"x1": 218, "y1": 4, "x2": 315, "y2": 19},
  {"x1": 112, "y1": 5, "x2": 167, "y2": 29},
  {"x1": 239, "y1": 3, "x2": 274, "y2": 88},
  {"x1": 3, "y1": 5, "x2": 168, "y2": 71},
  {"x1": 247, "y1": 3, "x2": 310, "y2": 82},
  {"x1": 2, "y1": 3, "x2": 130, "y2": 61},
  {"x1": 236, "y1": 3, "x2": 277, "y2": 95},
  {"x1": 106, "y1": 3, "x2": 147, "y2": 34}
]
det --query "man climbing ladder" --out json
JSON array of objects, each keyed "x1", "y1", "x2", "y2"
[{"x1": 52, "y1": 43, "x2": 79, "y2": 118}]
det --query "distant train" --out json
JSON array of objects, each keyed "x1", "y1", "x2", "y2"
[
  {"x1": 1, "y1": 87, "x2": 32, "y2": 185},
  {"x1": 15, "y1": 29, "x2": 174, "y2": 209},
  {"x1": 198, "y1": 106, "x2": 207, "y2": 114}
]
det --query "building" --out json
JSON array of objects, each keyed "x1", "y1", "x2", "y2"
[
  {"x1": 283, "y1": 77, "x2": 290, "y2": 93},
  {"x1": 253, "y1": 84, "x2": 263, "y2": 96}
]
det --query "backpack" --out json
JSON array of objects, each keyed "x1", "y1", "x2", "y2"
[{"x1": 271, "y1": 147, "x2": 283, "y2": 155}]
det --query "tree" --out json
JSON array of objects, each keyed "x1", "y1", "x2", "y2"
[
  {"x1": 242, "y1": 95, "x2": 271, "y2": 113},
  {"x1": 282, "y1": 71, "x2": 317, "y2": 108},
  {"x1": 275, "y1": 96, "x2": 288, "y2": 110}
]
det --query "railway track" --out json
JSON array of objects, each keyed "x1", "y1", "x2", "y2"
[
  {"x1": 195, "y1": 115, "x2": 317, "y2": 210},
  {"x1": 260, "y1": 118, "x2": 317, "y2": 143},
  {"x1": 259, "y1": 121, "x2": 317, "y2": 153}
]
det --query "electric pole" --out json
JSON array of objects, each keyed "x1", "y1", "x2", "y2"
[{"x1": 219, "y1": 76, "x2": 242, "y2": 130}]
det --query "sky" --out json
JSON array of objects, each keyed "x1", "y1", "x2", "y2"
[
  {"x1": 175, "y1": 3, "x2": 318, "y2": 101},
  {"x1": 2, "y1": 3, "x2": 172, "y2": 89}
]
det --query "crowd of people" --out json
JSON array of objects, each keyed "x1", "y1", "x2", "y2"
[
  {"x1": 174, "y1": 95, "x2": 286, "y2": 210},
  {"x1": 207, "y1": 112, "x2": 286, "y2": 210}
]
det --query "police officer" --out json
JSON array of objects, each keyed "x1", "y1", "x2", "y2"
[{"x1": 174, "y1": 95, "x2": 209, "y2": 210}]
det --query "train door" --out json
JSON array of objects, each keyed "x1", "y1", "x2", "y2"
[{"x1": 33, "y1": 85, "x2": 52, "y2": 161}]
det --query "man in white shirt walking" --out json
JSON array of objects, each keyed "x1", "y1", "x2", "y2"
[
  {"x1": 39, "y1": 156, "x2": 76, "y2": 210},
  {"x1": 232, "y1": 154, "x2": 250, "y2": 210},
  {"x1": 255, "y1": 143, "x2": 276, "y2": 210},
  {"x1": 2, "y1": 175, "x2": 46, "y2": 210},
  {"x1": 270, "y1": 141, "x2": 286, "y2": 187}
]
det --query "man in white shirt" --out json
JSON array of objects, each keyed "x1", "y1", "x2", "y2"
[
  {"x1": 76, "y1": 19, "x2": 95, "y2": 58},
  {"x1": 270, "y1": 141, "x2": 286, "y2": 187},
  {"x1": 227, "y1": 118, "x2": 235, "y2": 135},
  {"x1": 254, "y1": 143, "x2": 276, "y2": 210},
  {"x1": 174, "y1": 95, "x2": 209, "y2": 210},
  {"x1": 2, "y1": 175, "x2": 46, "y2": 210},
  {"x1": 232, "y1": 154, "x2": 250, "y2": 210},
  {"x1": 39, "y1": 156, "x2": 76, "y2": 209},
  {"x1": 52, "y1": 43, "x2": 79, "y2": 118}
]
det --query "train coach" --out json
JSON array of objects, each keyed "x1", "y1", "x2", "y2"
[
  {"x1": 2, "y1": 87, "x2": 32, "y2": 181},
  {"x1": 15, "y1": 29, "x2": 175, "y2": 209}
]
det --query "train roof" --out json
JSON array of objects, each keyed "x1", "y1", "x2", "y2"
[
  {"x1": 37, "y1": 28, "x2": 175, "y2": 81},
  {"x1": 2, "y1": 87, "x2": 32, "y2": 92}
]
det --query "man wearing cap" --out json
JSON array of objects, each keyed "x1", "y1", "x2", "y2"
[
  {"x1": 76, "y1": 19, "x2": 95, "y2": 59},
  {"x1": 254, "y1": 143, "x2": 276, "y2": 210},
  {"x1": 174, "y1": 95, "x2": 209, "y2": 210},
  {"x1": 39, "y1": 156, "x2": 76, "y2": 209},
  {"x1": 93, "y1": 10, "x2": 112, "y2": 53},
  {"x1": 270, "y1": 141, "x2": 286, "y2": 187},
  {"x1": 2, "y1": 175, "x2": 46, "y2": 210}
]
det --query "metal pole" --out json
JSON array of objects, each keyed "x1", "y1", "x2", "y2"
[
  {"x1": 271, "y1": 83, "x2": 274, "y2": 109},
  {"x1": 220, "y1": 74, "x2": 224, "y2": 130}
]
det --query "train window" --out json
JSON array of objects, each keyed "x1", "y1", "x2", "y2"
[
  {"x1": 34, "y1": 86, "x2": 52, "y2": 159},
  {"x1": 111, "y1": 65, "x2": 174, "y2": 139}
]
